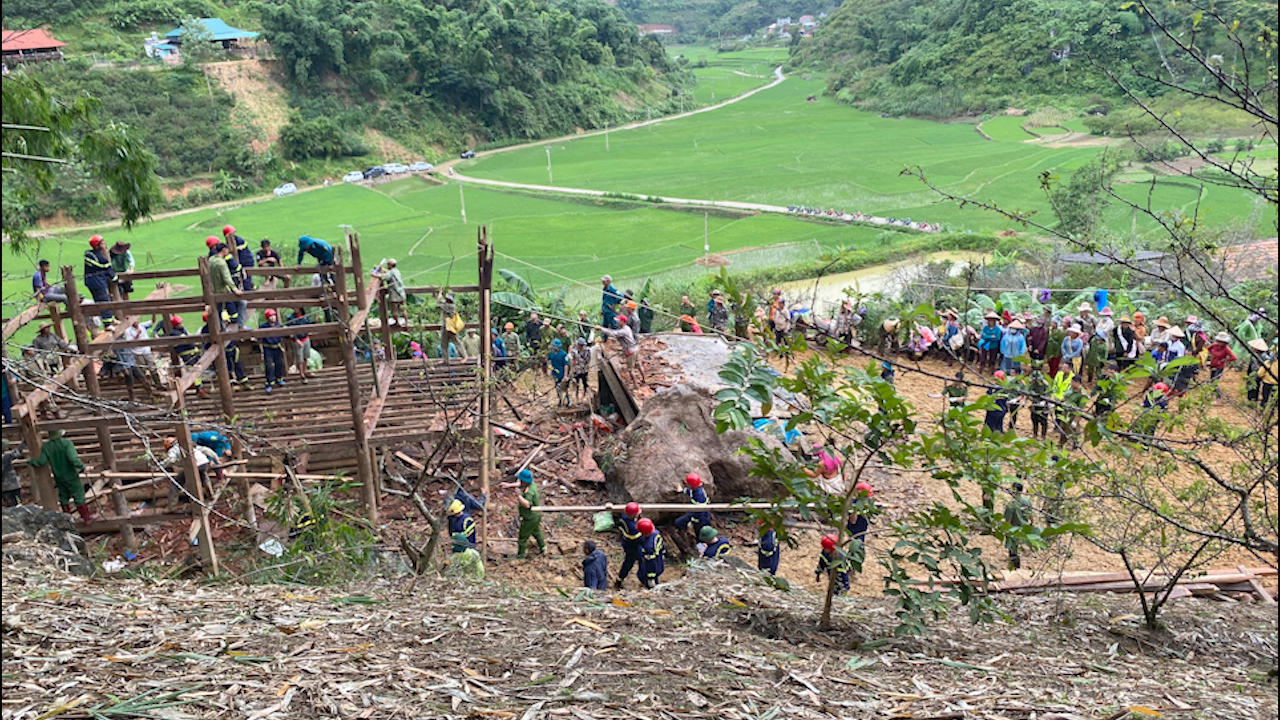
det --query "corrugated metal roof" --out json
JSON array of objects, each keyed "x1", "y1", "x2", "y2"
[
  {"x1": 2, "y1": 28, "x2": 67, "y2": 52},
  {"x1": 165, "y1": 18, "x2": 259, "y2": 42}
]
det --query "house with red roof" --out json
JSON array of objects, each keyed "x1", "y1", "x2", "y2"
[{"x1": 2, "y1": 28, "x2": 67, "y2": 64}]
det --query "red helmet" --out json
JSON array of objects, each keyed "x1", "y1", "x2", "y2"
[
  {"x1": 994, "y1": 370, "x2": 1005, "y2": 380},
  {"x1": 820, "y1": 535, "x2": 837, "y2": 551},
  {"x1": 616, "y1": 315, "x2": 628, "y2": 325},
  {"x1": 170, "y1": 315, "x2": 183, "y2": 326},
  {"x1": 1153, "y1": 382, "x2": 1169, "y2": 392},
  {"x1": 624, "y1": 502, "x2": 640, "y2": 517},
  {"x1": 202, "y1": 311, "x2": 209, "y2": 322},
  {"x1": 685, "y1": 472, "x2": 701, "y2": 488},
  {"x1": 855, "y1": 482, "x2": 874, "y2": 498},
  {"x1": 205, "y1": 236, "x2": 218, "y2": 248},
  {"x1": 637, "y1": 518, "x2": 655, "y2": 535},
  {"x1": 89, "y1": 235, "x2": 103, "y2": 247},
  {"x1": 264, "y1": 308, "x2": 277, "y2": 317},
  {"x1": 222, "y1": 225, "x2": 235, "y2": 236}
]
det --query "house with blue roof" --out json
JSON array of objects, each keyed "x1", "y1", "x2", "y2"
[{"x1": 164, "y1": 18, "x2": 259, "y2": 49}]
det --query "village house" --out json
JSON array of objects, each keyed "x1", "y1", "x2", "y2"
[
  {"x1": 2, "y1": 27, "x2": 66, "y2": 66},
  {"x1": 637, "y1": 23, "x2": 677, "y2": 37}
]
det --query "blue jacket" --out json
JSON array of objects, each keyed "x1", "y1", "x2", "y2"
[
  {"x1": 683, "y1": 485, "x2": 712, "y2": 523},
  {"x1": 549, "y1": 349, "x2": 569, "y2": 380},
  {"x1": 259, "y1": 321, "x2": 283, "y2": 347},
  {"x1": 297, "y1": 236, "x2": 334, "y2": 265},
  {"x1": 1000, "y1": 330, "x2": 1026, "y2": 359},
  {"x1": 230, "y1": 235, "x2": 255, "y2": 271},
  {"x1": 703, "y1": 537, "x2": 731, "y2": 560},
  {"x1": 618, "y1": 515, "x2": 642, "y2": 547},
  {"x1": 979, "y1": 323, "x2": 1003, "y2": 351},
  {"x1": 639, "y1": 532, "x2": 665, "y2": 585},
  {"x1": 1094, "y1": 289, "x2": 1108, "y2": 311},
  {"x1": 1061, "y1": 336, "x2": 1083, "y2": 360},
  {"x1": 816, "y1": 549, "x2": 850, "y2": 594},
  {"x1": 170, "y1": 326, "x2": 199, "y2": 357},
  {"x1": 84, "y1": 248, "x2": 115, "y2": 283},
  {"x1": 601, "y1": 284, "x2": 621, "y2": 315},
  {"x1": 449, "y1": 512, "x2": 477, "y2": 550},
  {"x1": 286, "y1": 312, "x2": 312, "y2": 339},
  {"x1": 192, "y1": 431, "x2": 230, "y2": 458},
  {"x1": 846, "y1": 513, "x2": 870, "y2": 541},
  {"x1": 582, "y1": 549, "x2": 609, "y2": 590},
  {"x1": 758, "y1": 529, "x2": 779, "y2": 574}
]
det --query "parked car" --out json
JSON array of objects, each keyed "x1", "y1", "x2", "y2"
[
  {"x1": 363, "y1": 166, "x2": 387, "y2": 180},
  {"x1": 273, "y1": 183, "x2": 297, "y2": 197},
  {"x1": 342, "y1": 171, "x2": 364, "y2": 183},
  {"x1": 383, "y1": 163, "x2": 409, "y2": 174},
  {"x1": 409, "y1": 161, "x2": 434, "y2": 172},
  {"x1": 460, "y1": 150, "x2": 476, "y2": 159}
]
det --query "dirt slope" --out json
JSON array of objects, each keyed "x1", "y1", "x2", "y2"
[{"x1": 204, "y1": 60, "x2": 291, "y2": 146}]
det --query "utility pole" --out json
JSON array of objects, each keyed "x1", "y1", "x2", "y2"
[
  {"x1": 647, "y1": 105, "x2": 651, "y2": 131},
  {"x1": 546, "y1": 145, "x2": 553, "y2": 185},
  {"x1": 680, "y1": 91, "x2": 684, "y2": 114},
  {"x1": 704, "y1": 212, "x2": 710, "y2": 257},
  {"x1": 459, "y1": 181, "x2": 467, "y2": 224},
  {"x1": 605, "y1": 122, "x2": 609, "y2": 152}
]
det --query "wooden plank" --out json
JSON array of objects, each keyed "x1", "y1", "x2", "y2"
[
  {"x1": 2, "y1": 302, "x2": 47, "y2": 340},
  {"x1": 403, "y1": 284, "x2": 481, "y2": 295},
  {"x1": 1239, "y1": 564, "x2": 1276, "y2": 604},
  {"x1": 167, "y1": 346, "x2": 221, "y2": 403},
  {"x1": 361, "y1": 361, "x2": 397, "y2": 437},
  {"x1": 90, "y1": 322, "x2": 344, "y2": 351},
  {"x1": 78, "y1": 511, "x2": 192, "y2": 534}
]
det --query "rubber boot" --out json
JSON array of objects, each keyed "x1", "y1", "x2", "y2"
[
  {"x1": 75, "y1": 504, "x2": 94, "y2": 523},
  {"x1": 614, "y1": 578, "x2": 624, "y2": 590}
]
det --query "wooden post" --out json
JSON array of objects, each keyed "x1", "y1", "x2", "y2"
[
  {"x1": 334, "y1": 249, "x2": 378, "y2": 524},
  {"x1": 349, "y1": 232, "x2": 367, "y2": 311},
  {"x1": 19, "y1": 412, "x2": 57, "y2": 511},
  {"x1": 378, "y1": 291, "x2": 395, "y2": 368},
  {"x1": 112, "y1": 482, "x2": 138, "y2": 551},
  {"x1": 477, "y1": 227, "x2": 494, "y2": 552},
  {"x1": 49, "y1": 304, "x2": 66, "y2": 342},
  {"x1": 174, "y1": 399, "x2": 218, "y2": 574},
  {"x1": 61, "y1": 266, "x2": 116, "y2": 471},
  {"x1": 198, "y1": 257, "x2": 255, "y2": 531}
]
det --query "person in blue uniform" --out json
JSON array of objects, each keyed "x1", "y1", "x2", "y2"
[
  {"x1": 699, "y1": 526, "x2": 730, "y2": 559},
  {"x1": 615, "y1": 502, "x2": 643, "y2": 589},
  {"x1": 223, "y1": 225, "x2": 256, "y2": 291},
  {"x1": 815, "y1": 535, "x2": 851, "y2": 595},
  {"x1": 757, "y1": 520, "x2": 780, "y2": 575},
  {"x1": 637, "y1": 518, "x2": 664, "y2": 589},
  {"x1": 447, "y1": 499, "x2": 477, "y2": 550},
  {"x1": 674, "y1": 472, "x2": 712, "y2": 535},
  {"x1": 168, "y1": 316, "x2": 209, "y2": 399},
  {"x1": 259, "y1": 308, "x2": 286, "y2": 391},
  {"x1": 296, "y1": 235, "x2": 335, "y2": 268},
  {"x1": 582, "y1": 540, "x2": 609, "y2": 590},
  {"x1": 83, "y1": 235, "x2": 116, "y2": 322}
]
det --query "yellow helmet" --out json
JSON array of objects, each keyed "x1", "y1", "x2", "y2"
[{"x1": 448, "y1": 499, "x2": 464, "y2": 515}]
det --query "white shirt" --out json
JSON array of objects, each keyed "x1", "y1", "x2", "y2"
[
  {"x1": 165, "y1": 443, "x2": 216, "y2": 469},
  {"x1": 125, "y1": 321, "x2": 153, "y2": 355}
]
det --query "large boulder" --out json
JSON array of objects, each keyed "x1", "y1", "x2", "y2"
[
  {"x1": 2, "y1": 505, "x2": 94, "y2": 577},
  {"x1": 596, "y1": 384, "x2": 793, "y2": 507}
]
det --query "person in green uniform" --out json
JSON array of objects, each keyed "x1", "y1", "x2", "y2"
[
  {"x1": 514, "y1": 468, "x2": 545, "y2": 558},
  {"x1": 1003, "y1": 482, "x2": 1034, "y2": 570},
  {"x1": 27, "y1": 430, "x2": 94, "y2": 523},
  {"x1": 444, "y1": 532, "x2": 486, "y2": 579}
]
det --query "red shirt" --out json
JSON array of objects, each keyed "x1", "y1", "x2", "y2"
[{"x1": 1207, "y1": 343, "x2": 1237, "y2": 369}]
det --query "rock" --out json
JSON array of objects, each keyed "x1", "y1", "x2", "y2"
[
  {"x1": 596, "y1": 384, "x2": 794, "y2": 507},
  {"x1": 2, "y1": 505, "x2": 94, "y2": 577}
]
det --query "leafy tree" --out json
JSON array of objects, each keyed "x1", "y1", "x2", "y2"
[{"x1": 2, "y1": 70, "x2": 161, "y2": 248}]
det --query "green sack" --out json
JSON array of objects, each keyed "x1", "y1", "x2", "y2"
[{"x1": 593, "y1": 511, "x2": 615, "y2": 533}]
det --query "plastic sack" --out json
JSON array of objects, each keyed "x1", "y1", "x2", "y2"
[{"x1": 593, "y1": 511, "x2": 615, "y2": 533}]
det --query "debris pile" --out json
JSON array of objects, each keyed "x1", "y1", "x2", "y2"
[{"x1": 1, "y1": 505, "x2": 94, "y2": 577}]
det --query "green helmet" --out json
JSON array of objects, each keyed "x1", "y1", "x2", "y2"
[
  {"x1": 698, "y1": 526, "x2": 718, "y2": 542},
  {"x1": 451, "y1": 532, "x2": 471, "y2": 550}
]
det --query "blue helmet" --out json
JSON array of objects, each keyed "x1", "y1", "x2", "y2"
[{"x1": 518, "y1": 469, "x2": 533, "y2": 483}]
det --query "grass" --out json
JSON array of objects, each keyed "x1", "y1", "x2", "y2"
[
  {"x1": 465, "y1": 75, "x2": 1265, "y2": 235},
  {"x1": 673, "y1": 45, "x2": 788, "y2": 105},
  {"x1": 3, "y1": 179, "x2": 890, "y2": 342},
  {"x1": 978, "y1": 116, "x2": 1037, "y2": 142}
]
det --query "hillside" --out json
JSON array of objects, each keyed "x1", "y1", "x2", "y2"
[
  {"x1": 3, "y1": 559, "x2": 1276, "y2": 719},
  {"x1": 618, "y1": 0, "x2": 838, "y2": 39},
  {"x1": 792, "y1": 0, "x2": 1278, "y2": 118},
  {"x1": 1, "y1": 0, "x2": 692, "y2": 225}
]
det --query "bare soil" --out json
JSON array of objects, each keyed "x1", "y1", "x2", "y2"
[{"x1": 204, "y1": 60, "x2": 291, "y2": 146}]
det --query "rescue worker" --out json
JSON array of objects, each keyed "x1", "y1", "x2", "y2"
[
  {"x1": 757, "y1": 520, "x2": 779, "y2": 575},
  {"x1": 444, "y1": 533, "x2": 485, "y2": 579},
  {"x1": 548, "y1": 338, "x2": 570, "y2": 406},
  {"x1": 615, "y1": 502, "x2": 643, "y2": 589},
  {"x1": 192, "y1": 430, "x2": 231, "y2": 461},
  {"x1": 601, "y1": 275, "x2": 622, "y2": 329},
  {"x1": 296, "y1": 235, "x2": 335, "y2": 269},
  {"x1": 161, "y1": 436, "x2": 217, "y2": 504},
  {"x1": 222, "y1": 225, "x2": 256, "y2": 291},
  {"x1": 168, "y1": 316, "x2": 209, "y2": 399},
  {"x1": 500, "y1": 322, "x2": 523, "y2": 364},
  {"x1": 259, "y1": 309, "x2": 286, "y2": 391},
  {"x1": 286, "y1": 308, "x2": 313, "y2": 383},
  {"x1": 815, "y1": 535, "x2": 850, "y2": 595},
  {"x1": 83, "y1": 235, "x2": 116, "y2": 322},
  {"x1": 582, "y1": 540, "x2": 609, "y2": 590},
  {"x1": 28, "y1": 430, "x2": 94, "y2": 523},
  {"x1": 109, "y1": 241, "x2": 135, "y2": 300},
  {"x1": 514, "y1": 468, "x2": 545, "y2": 558},
  {"x1": 208, "y1": 241, "x2": 245, "y2": 326},
  {"x1": 673, "y1": 472, "x2": 711, "y2": 535},
  {"x1": 447, "y1": 499, "x2": 477, "y2": 550},
  {"x1": 637, "y1": 517, "x2": 664, "y2": 588},
  {"x1": 699, "y1": 525, "x2": 730, "y2": 559}
]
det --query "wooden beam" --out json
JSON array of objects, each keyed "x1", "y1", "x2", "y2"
[
  {"x1": 361, "y1": 362, "x2": 397, "y2": 438},
  {"x1": 78, "y1": 511, "x2": 193, "y2": 535},
  {"x1": 349, "y1": 232, "x2": 367, "y2": 311},
  {"x1": 173, "y1": 396, "x2": 217, "y2": 573},
  {"x1": 2, "y1": 301, "x2": 47, "y2": 340},
  {"x1": 403, "y1": 284, "x2": 481, "y2": 295},
  {"x1": 168, "y1": 346, "x2": 220, "y2": 403},
  {"x1": 89, "y1": 321, "x2": 344, "y2": 351},
  {"x1": 61, "y1": 266, "x2": 116, "y2": 471},
  {"x1": 334, "y1": 249, "x2": 378, "y2": 525},
  {"x1": 477, "y1": 226, "x2": 494, "y2": 553},
  {"x1": 528, "y1": 502, "x2": 819, "y2": 512}
]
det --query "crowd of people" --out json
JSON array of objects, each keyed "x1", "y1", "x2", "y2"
[{"x1": 785, "y1": 206, "x2": 941, "y2": 232}]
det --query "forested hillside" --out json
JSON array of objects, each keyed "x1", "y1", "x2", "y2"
[
  {"x1": 2, "y1": 0, "x2": 689, "y2": 224},
  {"x1": 617, "y1": 0, "x2": 836, "y2": 39},
  {"x1": 792, "y1": 0, "x2": 1277, "y2": 118}
]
